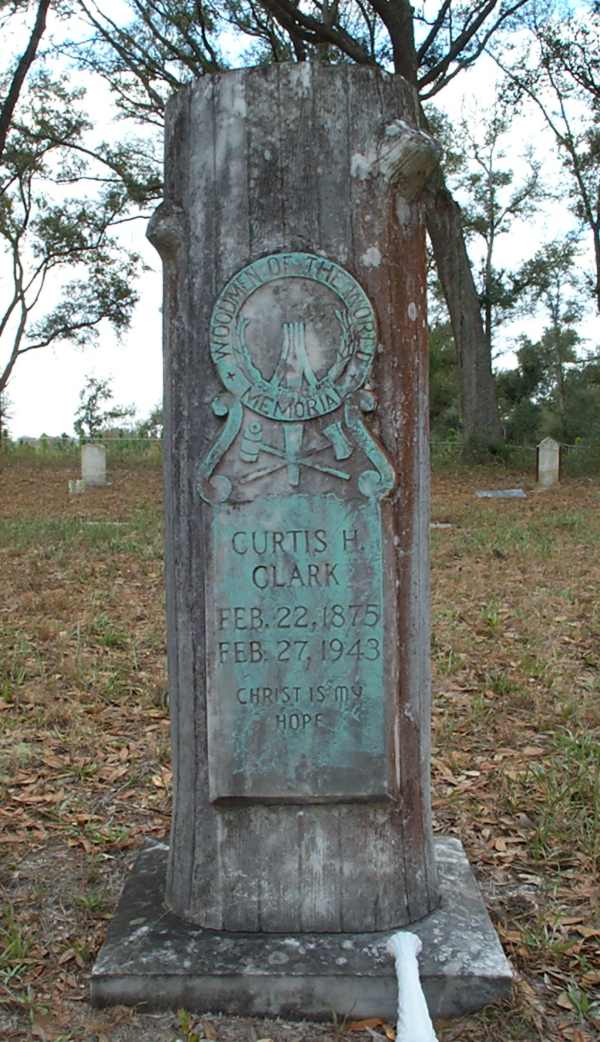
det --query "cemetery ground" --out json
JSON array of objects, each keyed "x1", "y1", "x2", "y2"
[{"x1": 0, "y1": 459, "x2": 598, "y2": 1042}]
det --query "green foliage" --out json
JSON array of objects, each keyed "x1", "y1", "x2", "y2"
[
  {"x1": 528, "y1": 730, "x2": 600, "y2": 868},
  {"x1": 73, "y1": 376, "x2": 135, "y2": 441},
  {"x1": 3, "y1": 2, "x2": 596, "y2": 465},
  {"x1": 429, "y1": 319, "x2": 461, "y2": 438},
  {"x1": 1, "y1": 432, "x2": 163, "y2": 468},
  {"x1": 174, "y1": 1008, "x2": 201, "y2": 1042},
  {"x1": 494, "y1": 4, "x2": 600, "y2": 309},
  {"x1": 496, "y1": 238, "x2": 598, "y2": 443},
  {"x1": 136, "y1": 403, "x2": 163, "y2": 439},
  {"x1": 0, "y1": 509, "x2": 164, "y2": 557},
  {"x1": 0, "y1": 14, "x2": 159, "y2": 401},
  {"x1": 498, "y1": 343, "x2": 600, "y2": 446},
  {"x1": 452, "y1": 103, "x2": 546, "y2": 346}
]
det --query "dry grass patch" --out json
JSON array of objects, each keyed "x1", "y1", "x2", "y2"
[{"x1": 0, "y1": 462, "x2": 598, "y2": 1042}]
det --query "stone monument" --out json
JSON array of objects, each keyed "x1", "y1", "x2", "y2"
[
  {"x1": 537, "y1": 436, "x2": 560, "y2": 487},
  {"x1": 81, "y1": 443, "x2": 108, "y2": 487},
  {"x1": 92, "y1": 63, "x2": 511, "y2": 1019}
]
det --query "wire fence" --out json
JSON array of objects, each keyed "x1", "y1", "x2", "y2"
[
  {"x1": 429, "y1": 437, "x2": 600, "y2": 476},
  {"x1": 0, "y1": 435, "x2": 162, "y2": 468},
  {"x1": 3, "y1": 433, "x2": 600, "y2": 476}
]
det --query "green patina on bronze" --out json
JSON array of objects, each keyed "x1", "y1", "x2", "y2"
[
  {"x1": 199, "y1": 251, "x2": 395, "y2": 800},
  {"x1": 209, "y1": 252, "x2": 377, "y2": 423},
  {"x1": 207, "y1": 494, "x2": 388, "y2": 801}
]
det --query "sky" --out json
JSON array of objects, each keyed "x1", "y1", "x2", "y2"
[
  {"x1": 3, "y1": 6, "x2": 595, "y2": 439},
  {"x1": 7, "y1": 223, "x2": 164, "y2": 439}
]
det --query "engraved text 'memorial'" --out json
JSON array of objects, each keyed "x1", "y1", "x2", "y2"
[{"x1": 196, "y1": 251, "x2": 394, "y2": 504}]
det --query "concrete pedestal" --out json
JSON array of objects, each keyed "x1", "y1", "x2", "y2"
[{"x1": 91, "y1": 836, "x2": 511, "y2": 1020}]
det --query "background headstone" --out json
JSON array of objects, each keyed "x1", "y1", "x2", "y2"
[
  {"x1": 537, "y1": 436, "x2": 560, "y2": 487},
  {"x1": 81, "y1": 443, "x2": 108, "y2": 487},
  {"x1": 475, "y1": 488, "x2": 527, "y2": 499}
]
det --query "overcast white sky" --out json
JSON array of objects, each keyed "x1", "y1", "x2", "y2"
[
  {"x1": 8, "y1": 221, "x2": 163, "y2": 439},
  {"x1": 3, "y1": 11, "x2": 594, "y2": 438}
]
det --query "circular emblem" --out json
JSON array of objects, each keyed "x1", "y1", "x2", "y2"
[{"x1": 209, "y1": 252, "x2": 377, "y2": 422}]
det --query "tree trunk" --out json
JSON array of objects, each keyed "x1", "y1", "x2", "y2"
[
  {"x1": 593, "y1": 220, "x2": 600, "y2": 313},
  {"x1": 425, "y1": 172, "x2": 503, "y2": 456}
]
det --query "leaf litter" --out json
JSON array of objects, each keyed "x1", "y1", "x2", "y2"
[{"x1": 0, "y1": 462, "x2": 599, "y2": 1041}]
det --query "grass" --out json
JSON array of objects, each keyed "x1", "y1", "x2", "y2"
[
  {"x1": 0, "y1": 461, "x2": 599, "y2": 1042},
  {"x1": 428, "y1": 468, "x2": 600, "y2": 1039},
  {"x1": 0, "y1": 509, "x2": 163, "y2": 556},
  {"x1": 429, "y1": 437, "x2": 600, "y2": 477},
  {"x1": 6, "y1": 434, "x2": 600, "y2": 476},
  {"x1": 527, "y1": 731, "x2": 600, "y2": 867},
  {"x1": 0, "y1": 908, "x2": 33, "y2": 988},
  {"x1": 1, "y1": 437, "x2": 162, "y2": 469}
]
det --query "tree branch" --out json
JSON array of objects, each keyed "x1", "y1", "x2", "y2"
[
  {"x1": 417, "y1": 0, "x2": 452, "y2": 65},
  {"x1": 0, "y1": 0, "x2": 51, "y2": 162},
  {"x1": 418, "y1": 0, "x2": 530, "y2": 96},
  {"x1": 259, "y1": 0, "x2": 372, "y2": 65},
  {"x1": 79, "y1": 0, "x2": 174, "y2": 114}
]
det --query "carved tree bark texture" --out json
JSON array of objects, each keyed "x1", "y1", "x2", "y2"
[{"x1": 150, "y1": 63, "x2": 439, "y2": 932}]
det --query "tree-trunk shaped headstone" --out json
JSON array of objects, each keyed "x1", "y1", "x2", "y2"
[
  {"x1": 150, "y1": 64, "x2": 440, "y2": 931},
  {"x1": 91, "y1": 63, "x2": 512, "y2": 1021}
]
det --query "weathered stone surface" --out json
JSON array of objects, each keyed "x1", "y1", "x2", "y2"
[
  {"x1": 81, "y1": 444, "x2": 108, "y2": 487},
  {"x1": 90, "y1": 836, "x2": 512, "y2": 1019},
  {"x1": 537, "y1": 436, "x2": 560, "y2": 487},
  {"x1": 148, "y1": 63, "x2": 441, "y2": 933},
  {"x1": 475, "y1": 489, "x2": 527, "y2": 499}
]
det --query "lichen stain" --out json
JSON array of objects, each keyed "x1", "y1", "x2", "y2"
[
  {"x1": 293, "y1": 62, "x2": 312, "y2": 92},
  {"x1": 361, "y1": 246, "x2": 382, "y2": 268},
  {"x1": 351, "y1": 151, "x2": 376, "y2": 180},
  {"x1": 395, "y1": 198, "x2": 415, "y2": 230}
]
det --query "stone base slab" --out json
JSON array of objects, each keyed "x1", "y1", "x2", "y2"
[{"x1": 91, "y1": 836, "x2": 512, "y2": 1020}]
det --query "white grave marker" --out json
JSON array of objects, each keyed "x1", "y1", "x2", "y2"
[
  {"x1": 537, "y1": 437, "x2": 560, "y2": 488},
  {"x1": 81, "y1": 444, "x2": 108, "y2": 487}
]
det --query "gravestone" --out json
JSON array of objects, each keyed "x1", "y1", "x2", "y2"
[
  {"x1": 81, "y1": 443, "x2": 108, "y2": 487},
  {"x1": 92, "y1": 63, "x2": 511, "y2": 1018},
  {"x1": 475, "y1": 488, "x2": 527, "y2": 499},
  {"x1": 537, "y1": 436, "x2": 560, "y2": 487}
]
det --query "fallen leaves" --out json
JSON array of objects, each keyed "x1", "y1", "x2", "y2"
[
  {"x1": 1, "y1": 464, "x2": 599, "y2": 1042},
  {"x1": 348, "y1": 1018, "x2": 395, "y2": 1039},
  {"x1": 31, "y1": 1016, "x2": 67, "y2": 1041}
]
